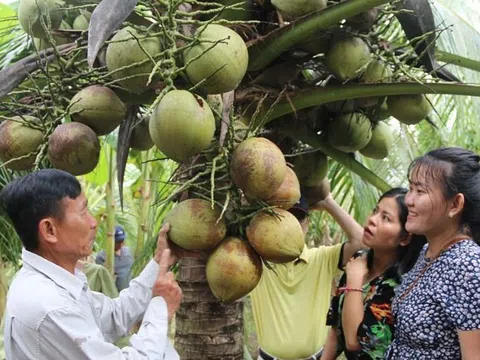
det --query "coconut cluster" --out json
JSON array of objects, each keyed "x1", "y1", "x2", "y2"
[{"x1": 162, "y1": 136, "x2": 332, "y2": 303}]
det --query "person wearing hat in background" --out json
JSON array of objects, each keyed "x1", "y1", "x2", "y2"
[
  {"x1": 96, "y1": 225, "x2": 134, "y2": 292},
  {"x1": 250, "y1": 192, "x2": 365, "y2": 360}
]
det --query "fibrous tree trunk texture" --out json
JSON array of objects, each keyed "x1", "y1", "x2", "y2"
[{"x1": 175, "y1": 257, "x2": 244, "y2": 360}]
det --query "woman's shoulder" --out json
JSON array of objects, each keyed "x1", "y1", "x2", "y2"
[{"x1": 440, "y1": 239, "x2": 480, "y2": 274}]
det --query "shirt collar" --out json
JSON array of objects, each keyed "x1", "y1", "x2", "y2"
[
  {"x1": 297, "y1": 245, "x2": 310, "y2": 263},
  {"x1": 22, "y1": 248, "x2": 87, "y2": 300}
]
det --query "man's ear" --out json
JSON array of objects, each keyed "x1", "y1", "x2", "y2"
[
  {"x1": 38, "y1": 218, "x2": 59, "y2": 245},
  {"x1": 399, "y1": 233, "x2": 412, "y2": 247},
  {"x1": 448, "y1": 193, "x2": 465, "y2": 219}
]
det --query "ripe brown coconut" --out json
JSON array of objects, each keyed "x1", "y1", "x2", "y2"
[
  {"x1": 328, "y1": 112, "x2": 372, "y2": 152},
  {"x1": 360, "y1": 121, "x2": 393, "y2": 159},
  {"x1": 149, "y1": 90, "x2": 215, "y2": 162},
  {"x1": 0, "y1": 116, "x2": 44, "y2": 171},
  {"x1": 230, "y1": 137, "x2": 287, "y2": 200},
  {"x1": 184, "y1": 24, "x2": 248, "y2": 94},
  {"x1": 47, "y1": 122, "x2": 101, "y2": 176},
  {"x1": 165, "y1": 198, "x2": 227, "y2": 251},
  {"x1": 206, "y1": 237, "x2": 262, "y2": 302},
  {"x1": 69, "y1": 85, "x2": 126, "y2": 136},
  {"x1": 265, "y1": 166, "x2": 301, "y2": 210},
  {"x1": 325, "y1": 36, "x2": 371, "y2": 81},
  {"x1": 130, "y1": 117, "x2": 154, "y2": 151},
  {"x1": 106, "y1": 27, "x2": 163, "y2": 94},
  {"x1": 387, "y1": 94, "x2": 432, "y2": 125},
  {"x1": 302, "y1": 177, "x2": 331, "y2": 206},
  {"x1": 294, "y1": 150, "x2": 328, "y2": 187},
  {"x1": 246, "y1": 208, "x2": 304, "y2": 263}
]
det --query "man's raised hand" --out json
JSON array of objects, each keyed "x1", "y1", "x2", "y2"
[{"x1": 152, "y1": 249, "x2": 182, "y2": 321}]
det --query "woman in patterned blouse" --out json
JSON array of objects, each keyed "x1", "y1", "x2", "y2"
[
  {"x1": 321, "y1": 188, "x2": 426, "y2": 360},
  {"x1": 386, "y1": 147, "x2": 480, "y2": 359}
]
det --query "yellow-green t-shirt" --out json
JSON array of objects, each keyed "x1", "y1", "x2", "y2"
[{"x1": 250, "y1": 244, "x2": 343, "y2": 359}]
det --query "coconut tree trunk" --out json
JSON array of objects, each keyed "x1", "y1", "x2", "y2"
[{"x1": 175, "y1": 257, "x2": 244, "y2": 359}]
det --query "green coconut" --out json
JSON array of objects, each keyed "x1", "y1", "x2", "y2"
[
  {"x1": 106, "y1": 27, "x2": 163, "y2": 94},
  {"x1": 361, "y1": 60, "x2": 393, "y2": 83},
  {"x1": 294, "y1": 151, "x2": 328, "y2": 187},
  {"x1": 72, "y1": 13, "x2": 89, "y2": 30},
  {"x1": 18, "y1": 0, "x2": 63, "y2": 38},
  {"x1": 360, "y1": 121, "x2": 392, "y2": 159},
  {"x1": 184, "y1": 24, "x2": 248, "y2": 94},
  {"x1": 0, "y1": 116, "x2": 44, "y2": 171},
  {"x1": 130, "y1": 117, "x2": 154, "y2": 151},
  {"x1": 357, "y1": 60, "x2": 394, "y2": 108},
  {"x1": 328, "y1": 112, "x2": 372, "y2": 152},
  {"x1": 271, "y1": 0, "x2": 327, "y2": 20},
  {"x1": 387, "y1": 94, "x2": 432, "y2": 125},
  {"x1": 206, "y1": 236, "x2": 262, "y2": 302},
  {"x1": 149, "y1": 90, "x2": 215, "y2": 162},
  {"x1": 366, "y1": 99, "x2": 391, "y2": 121},
  {"x1": 47, "y1": 122, "x2": 100, "y2": 175},
  {"x1": 246, "y1": 208, "x2": 304, "y2": 263},
  {"x1": 345, "y1": 8, "x2": 379, "y2": 31},
  {"x1": 203, "y1": 0, "x2": 253, "y2": 21},
  {"x1": 265, "y1": 166, "x2": 301, "y2": 210},
  {"x1": 69, "y1": 85, "x2": 126, "y2": 136},
  {"x1": 33, "y1": 20, "x2": 71, "y2": 50},
  {"x1": 325, "y1": 36, "x2": 371, "y2": 81},
  {"x1": 230, "y1": 137, "x2": 287, "y2": 200},
  {"x1": 165, "y1": 198, "x2": 227, "y2": 251}
]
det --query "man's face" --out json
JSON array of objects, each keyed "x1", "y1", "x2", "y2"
[{"x1": 51, "y1": 193, "x2": 98, "y2": 261}]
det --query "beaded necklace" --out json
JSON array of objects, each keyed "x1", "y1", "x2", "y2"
[{"x1": 397, "y1": 235, "x2": 468, "y2": 302}]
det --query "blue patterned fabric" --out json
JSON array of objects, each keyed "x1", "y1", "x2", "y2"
[{"x1": 386, "y1": 239, "x2": 480, "y2": 359}]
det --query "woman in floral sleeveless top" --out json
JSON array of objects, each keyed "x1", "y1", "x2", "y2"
[{"x1": 321, "y1": 188, "x2": 425, "y2": 360}]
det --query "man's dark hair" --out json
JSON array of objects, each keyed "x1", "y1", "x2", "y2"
[{"x1": 0, "y1": 169, "x2": 81, "y2": 252}]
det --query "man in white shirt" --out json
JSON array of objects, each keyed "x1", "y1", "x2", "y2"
[{"x1": 0, "y1": 169, "x2": 182, "y2": 359}]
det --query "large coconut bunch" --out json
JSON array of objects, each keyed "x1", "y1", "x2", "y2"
[{"x1": 3, "y1": 0, "x2": 461, "y2": 308}]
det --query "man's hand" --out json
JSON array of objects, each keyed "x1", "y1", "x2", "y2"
[
  {"x1": 153, "y1": 249, "x2": 183, "y2": 321},
  {"x1": 154, "y1": 223, "x2": 203, "y2": 266},
  {"x1": 154, "y1": 223, "x2": 178, "y2": 267}
]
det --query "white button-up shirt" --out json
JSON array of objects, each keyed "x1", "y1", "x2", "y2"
[{"x1": 3, "y1": 249, "x2": 180, "y2": 359}]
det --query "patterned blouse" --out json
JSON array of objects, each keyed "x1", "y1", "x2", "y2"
[
  {"x1": 385, "y1": 239, "x2": 480, "y2": 359},
  {"x1": 326, "y1": 252, "x2": 401, "y2": 360}
]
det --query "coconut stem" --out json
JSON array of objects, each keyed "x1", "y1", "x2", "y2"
[
  {"x1": 248, "y1": 0, "x2": 392, "y2": 71},
  {"x1": 263, "y1": 82, "x2": 480, "y2": 122},
  {"x1": 435, "y1": 50, "x2": 480, "y2": 73},
  {"x1": 279, "y1": 126, "x2": 391, "y2": 192}
]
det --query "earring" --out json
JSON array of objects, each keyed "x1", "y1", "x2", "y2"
[{"x1": 448, "y1": 213, "x2": 453, "y2": 218}]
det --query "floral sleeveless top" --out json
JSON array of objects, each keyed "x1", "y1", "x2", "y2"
[{"x1": 327, "y1": 253, "x2": 400, "y2": 360}]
